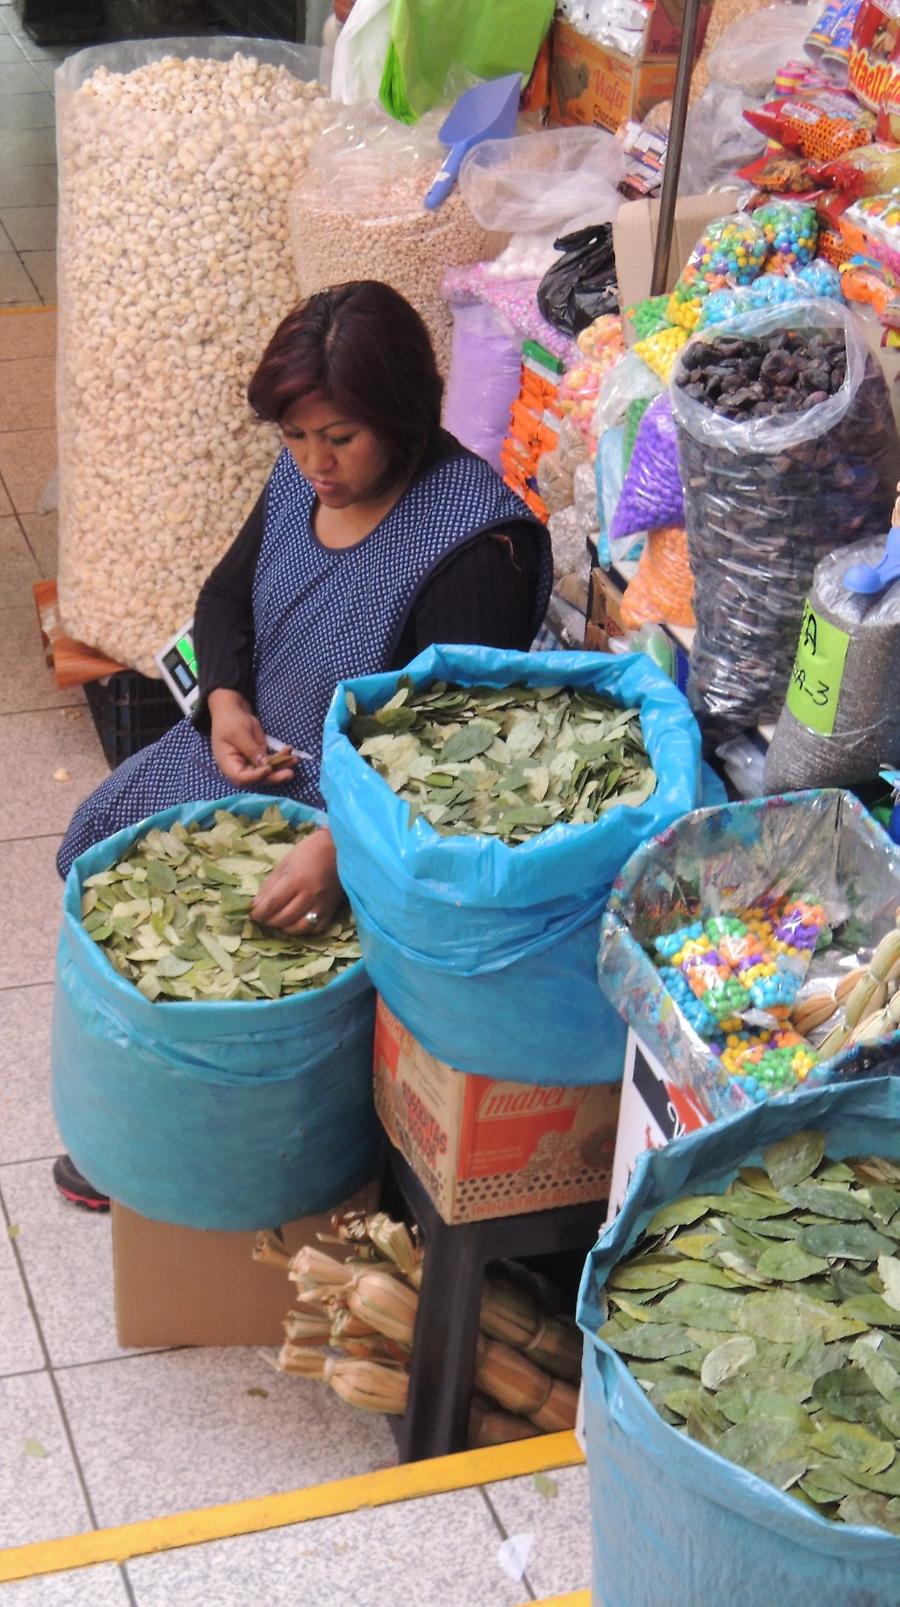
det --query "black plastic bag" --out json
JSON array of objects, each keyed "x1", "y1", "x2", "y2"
[{"x1": 537, "y1": 222, "x2": 619, "y2": 335}]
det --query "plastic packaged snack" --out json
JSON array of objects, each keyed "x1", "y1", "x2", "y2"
[
  {"x1": 667, "y1": 214, "x2": 768, "y2": 330},
  {"x1": 625, "y1": 295, "x2": 671, "y2": 340},
  {"x1": 817, "y1": 140, "x2": 900, "y2": 197},
  {"x1": 671, "y1": 301, "x2": 898, "y2": 737},
  {"x1": 839, "y1": 189, "x2": 900, "y2": 277},
  {"x1": 848, "y1": 0, "x2": 900, "y2": 110},
  {"x1": 745, "y1": 89, "x2": 876, "y2": 162},
  {"x1": 697, "y1": 260, "x2": 845, "y2": 327},
  {"x1": 609, "y1": 395, "x2": 683, "y2": 549},
  {"x1": 620, "y1": 525, "x2": 696, "y2": 630},
  {"x1": 536, "y1": 418, "x2": 588, "y2": 516},
  {"x1": 764, "y1": 532, "x2": 900, "y2": 791}
]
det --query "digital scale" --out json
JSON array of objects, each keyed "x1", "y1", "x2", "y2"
[
  {"x1": 154, "y1": 620, "x2": 310, "y2": 762},
  {"x1": 155, "y1": 620, "x2": 201, "y2": 716}
]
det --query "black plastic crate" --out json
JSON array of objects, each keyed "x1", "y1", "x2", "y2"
[{"x1": 85, "y1": 670, "x2": 182, "y2": 769}]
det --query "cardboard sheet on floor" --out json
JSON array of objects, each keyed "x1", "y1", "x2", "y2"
[{"x1": 113, "y1": 1183, "x2": 378, "y2": 1348}]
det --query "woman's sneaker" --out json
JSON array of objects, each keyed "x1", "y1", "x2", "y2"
[{"x1": 52, "y1": 1154, "x2": 110, "y2": 1212}]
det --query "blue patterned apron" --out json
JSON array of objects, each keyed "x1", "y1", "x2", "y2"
[{"x1": 58, "y1": 446, "x2": 550, "y2": 878}]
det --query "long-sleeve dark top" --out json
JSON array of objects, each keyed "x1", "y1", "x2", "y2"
[{"x1": 193, "y1": 433, "x2": 544, "y2": 726}]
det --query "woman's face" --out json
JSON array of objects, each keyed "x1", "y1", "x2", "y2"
[{"x1": 280, "y1": 395, "x2": 394, "y2": 509}]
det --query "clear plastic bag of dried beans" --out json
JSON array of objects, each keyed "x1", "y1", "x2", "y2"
[{"x1": 670, "y1": 300, "x2": 899, "y2": 740}]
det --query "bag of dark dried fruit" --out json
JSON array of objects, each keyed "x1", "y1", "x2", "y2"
[{"x1": 670, "y1": 300, "x2": 899, "y2": 741}]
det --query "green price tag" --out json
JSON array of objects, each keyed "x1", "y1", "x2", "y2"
[{"x1": 785, "y1": 600, "x2": 849, "y2": 737}]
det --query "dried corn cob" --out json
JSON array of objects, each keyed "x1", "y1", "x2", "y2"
[
  {"x1": 475, "y1": 1338, "x2": 554, "y2": 1416},
  {"x1": 523, "y1": 1316, "x2": 583, "y2": 1384},
  {"x1": 288, "y1": 1247, "x2": 356, "y2": 1289},
  {"x1": 528, "y1": 1377, "x2": 579, "y2": 1433},
  {"x1": 366, "y1": 1214, "x2": 421, "y2": 1277},
  {"x1": 347, "y1": 1269, "x2": 418, "y2": 1345},
  {"x1": 324, "y1": 1357, "x2": 409, "y2": 1415},
  {"x1": 479, "y1": 1279, "x2": 541, "y2": 1349},
  {"x1": 469, "y1": 1399, "x2": 537, "y2": 1448},
  {"x1": 283, "y1": 1309, "x2": 331, "y2": 1344}
]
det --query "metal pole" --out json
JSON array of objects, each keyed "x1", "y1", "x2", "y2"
[{"x1": 650, "y1": 0, "x2": 704, "y2": 297}]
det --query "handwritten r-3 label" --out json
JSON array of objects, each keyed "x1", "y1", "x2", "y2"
[{"x1": 785, "y1": 600, "x2": 850, "y2": 737}]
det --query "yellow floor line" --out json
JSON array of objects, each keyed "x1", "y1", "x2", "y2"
[
  {"x1": 0, "y1": 1431, "x2": 583, "y2": 1583},
  {"x1": 524, "y1": 1595, "x2": 590, "y2": 1607}
]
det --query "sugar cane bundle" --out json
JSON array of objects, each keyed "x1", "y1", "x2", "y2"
[{"x1": 791, "y1": 916, "x2": 900, "y2": 1061}]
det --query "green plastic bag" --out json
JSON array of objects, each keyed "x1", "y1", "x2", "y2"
[{"x1": 379, "y1": 0, "x2": 554, "y2": 124}]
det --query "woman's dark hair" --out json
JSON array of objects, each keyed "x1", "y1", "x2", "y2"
[{"x1": 248, "y1": 280, "x2": 444, "y2": 482}]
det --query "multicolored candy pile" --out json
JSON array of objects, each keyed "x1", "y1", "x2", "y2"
[
  {"x1": 652, "y1": 897, "x2": 827, "y2": 1099},
  {"x1": 667, "y1": 216, "x2": 768, "y2": 331}
]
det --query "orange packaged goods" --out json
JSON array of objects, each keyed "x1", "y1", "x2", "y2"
[
  {"x1": 501, "y1": 340, "x2": 564, "y2": 523},
  {"x1": 374, "y1": 1000, "x2": 620, "y2": 1224},
  {"x1": 745, "y1": 90, "x2": 876, "y2": 162},
  {"x1": 620, "y1": 525, "x2": 696, "y2": 630},
  {"x1": 849, "y1": 0, "x2": 900, "y2": 110}
]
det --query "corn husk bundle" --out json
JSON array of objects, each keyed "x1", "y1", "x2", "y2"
[
  {"x1": 791, "y1": 915, "x2": 900, "y2": 1059},
  {"x1": 254, "y1": 1211, "x2": 581, "y2": 1442}
]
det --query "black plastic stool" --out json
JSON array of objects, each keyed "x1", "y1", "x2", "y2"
[{"x1": 384, "y1": 1144, "x2": 605, "y2": 1463}]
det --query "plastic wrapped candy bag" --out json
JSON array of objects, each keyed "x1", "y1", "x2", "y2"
[
  {"x1": 755, "y1": 198, "x2": 819, "y2": 270},
  {"x1": 536, "y1": 418, "x2": 588, "y2": 516},
  {"x1": 621, "y1": 525, "x2": 695, "y2": 630},
  {"x1": 667, "y1": 213, "x2": 768, "y2": 331},
  {"x1": 609, "y1": 395, "x2": 683, "y2": 549}
]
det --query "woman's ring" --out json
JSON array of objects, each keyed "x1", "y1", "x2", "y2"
[{"x1": 304, "y1": 911, "x2": 319, "y2": 925}]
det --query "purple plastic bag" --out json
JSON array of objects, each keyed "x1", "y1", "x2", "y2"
[{"x1": 609, "y1": 394, "x2": 684, "y2": 549}]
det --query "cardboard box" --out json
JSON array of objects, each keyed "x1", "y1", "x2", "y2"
[
  {"x1": 549, "y1": 13, "x2": 709, "y2": 134},
  {"x1": 612, "y1": 190, "x2": 741, "y2": 315},
  {"x1": 607, "y1": 1030, "x2": 710, "y2": 1219},
  {"x1": 374, "y1": 1000, "x2": 621, "y2": 1225},
  {"x1": 113, "y1": 1183, "x2": 378, "y2": 1349}
]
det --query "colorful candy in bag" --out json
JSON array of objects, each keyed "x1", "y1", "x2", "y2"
[
  {"x1": 667, "y1": 214, "x2": 767, "y2": 330},
  {"x1": 840, "y1": 188, "x2": 900, "y2": 276},
  {"x1": 754, "y1": 199, "x2": 818, "y2": 269},
  {"x1": 746, "y1": 90, "x2": 876, "y2": 162},
  {"x1": 633, "y1": 323, "x2": 688, "y2": 380},
  {"x1": 625, "y1": 295, "x2": 670, "y2": 340},
  {"x1": 609, "y1": 395, "x2": 683, "y2": 547},
  {"x1": 620, "y1": 525, "x2": 695, "y2": 631}
]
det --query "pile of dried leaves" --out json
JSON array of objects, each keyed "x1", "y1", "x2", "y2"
[
  {"x1": 600, "y1": 1130, "x2": 900, "y2": 1532},
  {"x1": 348, "y1": 681, "x2": 656, "y2": 843},
  {"x1": 80, "y1": 807, "x2": 360, "y2": 1002}
]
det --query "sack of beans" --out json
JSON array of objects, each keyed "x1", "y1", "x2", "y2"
[
  {"x1": 670, "y1": 301, "x2": 898, "y2": 739},
  {"x1": 291, "y1": 107, "x2": 493, "y2": 379},
  {"x1": 578, "y1": 1075, "x2": 900, "y2": 1607},
  {"x1": 56, "y1": 38, "x2": 333, "y2": 677},
  {"x1": 52, "y1": 796, "x2": 377, "y2": 1229}
]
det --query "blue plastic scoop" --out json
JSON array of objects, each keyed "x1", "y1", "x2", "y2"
[
  {"x1": 843, "y1": 526, "x2": 900, "y2": 596},
  {"x1": 424, "y1": 72, "x2": 521, "y2": 212}
]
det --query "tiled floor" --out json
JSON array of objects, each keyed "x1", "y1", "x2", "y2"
[{"x1": 0, "y1": 6, "x2": 591, "y2": 1600}]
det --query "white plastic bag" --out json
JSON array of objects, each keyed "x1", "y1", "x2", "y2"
[
  {"x1": 330, "y1": 0, "x2": 391, "y2": 103},
  {"x1": 459, "y1": 127, "x2": 625, "y2": 237},
  {"x1": 707, "y1": 2, "x2": 822, "y2": 95}
]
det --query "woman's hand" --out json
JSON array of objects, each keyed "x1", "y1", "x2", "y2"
[
  {"x1": 209, "y1": 688, "x2": 295, "y2": 787},
  {"x1": 251, "y1": 829, "x2": 342, "y2": 934}
]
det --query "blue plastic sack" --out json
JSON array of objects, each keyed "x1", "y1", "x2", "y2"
[
  {"x1": 321, "y1": 645, "x2": 703, "y2": 1086},
  {"x1": 577, "y1": 1074, "x2": 900, "y2": 1607},
  {"x1": 52, "y1": 796, "x2": 378, "y2": 1230}
]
